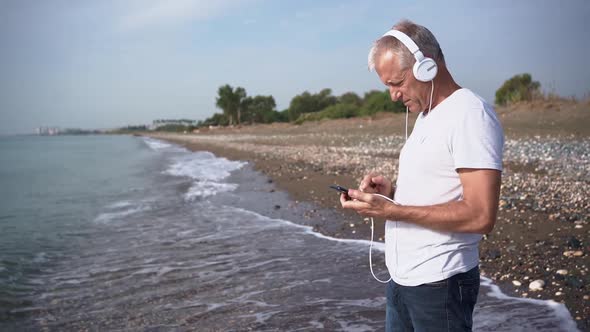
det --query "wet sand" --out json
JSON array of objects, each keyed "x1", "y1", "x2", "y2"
[{"x1": 144, "y1": 106, "x2": 589, "y2": 330}]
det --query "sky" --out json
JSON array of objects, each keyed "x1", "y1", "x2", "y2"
[{"x1": 0, "y1": 0, "x2": 589, "y2": 135}]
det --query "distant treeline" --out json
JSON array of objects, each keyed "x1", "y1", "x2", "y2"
[
  {"x1": 148, "y1": 73, "x2": 548, "y2": 132},
  {"x1": 198, "y1": 84, "x2": 406, "y2": 128}
]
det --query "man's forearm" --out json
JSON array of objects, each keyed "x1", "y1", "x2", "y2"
[{"x1": 385, "y1": 199, "x2": 497, "y2": 234}]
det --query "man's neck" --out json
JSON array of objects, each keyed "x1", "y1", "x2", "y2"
[{"x1": 428, "y1": 66, "x2": 461, "y2": 112}]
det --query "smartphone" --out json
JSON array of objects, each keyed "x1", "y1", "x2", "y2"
[{"x1": 329, "y1": 185, "x2": 350, "y2": 199}]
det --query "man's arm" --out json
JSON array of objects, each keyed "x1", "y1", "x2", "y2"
[{"x1": 342, "y1": 168, "x2": 501, "y2": 234}]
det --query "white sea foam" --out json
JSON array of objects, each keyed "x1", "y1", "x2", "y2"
[
  {"x1": 165, "y1": 152, "x2": 245, "y2": 181},
  {"x1": 164, "y1": 150, "x2": 245, "y2": 199},
  {"x1": 107, "y1": 201, "x2": 133, "y2": 209},
  {"x1": 32, "y1": 252, "x2": 48, "y2": 263},
  {"x1": 143, "y1": 137, "x2": 173, "y2": 150},
  {"x1": 309, "y1": 320, "x2": 325, "y2": 329},
  {"x1": 145, "y1": 138, "x2": 245, "y2": 199},
  {"x1": 143, "y1": 137, "x2": 188, "y2": 153},
  {"x1": 337, "y1": 321, "x2": 374, "y2": 332},
  {"x1": 226, "y1": 205, "x2": 384, "y2": 250},
  {"x1": 185, "y1": 181, "x2": 238, "y2": 200},
  {"x1": 156, "y1": 266, "x2": 176, "y2": 277},
  {"x1": 480, "y1": 277, "x2": 580, "y2": 331},
  {"x1": 93, "y1": 206, "x2": 148, "y2": 224}
]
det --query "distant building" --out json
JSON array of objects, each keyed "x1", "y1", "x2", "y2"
[
  {"x1": 36, "y1": 127, "x2": 60, "y2": 136},
  {"x1": 151, "y1": 119, "x2": 197, "y2": 130}
]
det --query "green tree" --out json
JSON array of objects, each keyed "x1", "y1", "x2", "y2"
[
  {"x1": 339, "y1": 92, "x2": 363, "y2": 106},
  {"x1": 215, "y1": 84, "x2": 247, "y2": 125},
  {"x1": 241, "y1": 95, "x2": 277, "y2": 124},
  {"x1": 288, "y1": 88, "x2": 338, "y2": 121},
  {"x1": 495, "y1": 73, "x2": 541, "y2": 106},
  {"x1": 201, "y1": 113, "x2": 229, "y2": 127},
  {"x1": 275, "y1": 109, "x2": 290, "y2": 122},
  {"x1": 235, "y1": 87, "x2": 247, "y2": 124},
  {"x1": 361, "y1": 90, "x2": 405, "y2": 115}
]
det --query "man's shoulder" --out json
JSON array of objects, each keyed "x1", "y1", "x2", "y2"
[
  {"x1": 448, "y1": 88, "x2": 492, "y2": 111},
  {"x1": 442, "y1": 89, "x2": 497, "y2": 124}
]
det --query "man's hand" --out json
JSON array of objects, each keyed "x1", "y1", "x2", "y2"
[
  {"x1": 359, "y1": 172, "x2": 394, "y2": 198},
  {"x1": 340, "y1": 189, "x2": 397, "y2": 218}
]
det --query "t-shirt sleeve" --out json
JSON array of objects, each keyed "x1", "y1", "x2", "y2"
[{"x1": 450, "y1": 105, "x2": 504, "y2": 171}]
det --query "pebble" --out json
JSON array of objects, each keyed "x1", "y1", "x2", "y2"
[
  {"x1": 512, "y1": 280, "x2": 522, "y2": 286},
  {"x1": 555, "y1": 291, "x2": 563, "y2": 296},
  {"x1": 556, "y1": 269, "x2": 568, "y2": 275},
  {"x1": 529, "y1": 279, "x2": 545, "y2": 291},
  {"x1": 584, "y1": 295, "x2": 589, "y2": 300},
  {"x1": 563, "y1": 250, "x2": 583, "y2": 258}
]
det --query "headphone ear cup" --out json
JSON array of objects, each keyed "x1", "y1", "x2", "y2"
[{"x1": 413, "y1": 57, "x2": 438, "y2": 82}]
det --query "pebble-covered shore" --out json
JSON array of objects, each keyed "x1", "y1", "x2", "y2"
[{"x1": 150, "y1": 127, "x2": 589, "y2": 330}]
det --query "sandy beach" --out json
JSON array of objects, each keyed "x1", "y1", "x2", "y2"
[{"x1": 145, "y1": 102, "x2": 589, "y2": 330}]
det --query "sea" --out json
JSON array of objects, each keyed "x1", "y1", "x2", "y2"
[{"x1": 0, "y1": 135, "x2": 579, "y2": 331}]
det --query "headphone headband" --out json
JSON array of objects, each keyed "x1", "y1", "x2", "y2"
[{"x1": 381, "y1": 30, "x2": 424, "y2": 62}]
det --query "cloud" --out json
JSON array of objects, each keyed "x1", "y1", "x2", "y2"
[{"x1": 119, "y1": 0, "x2": 249, "y2": 30}]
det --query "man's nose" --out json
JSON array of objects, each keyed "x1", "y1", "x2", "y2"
[{"x1": 389, "y1": 89, "x2": 401, "y2": 101}]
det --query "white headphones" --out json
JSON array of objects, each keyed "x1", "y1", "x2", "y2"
[{"x1": 382, "y1": 30, "x2": 438, "y2": 82}]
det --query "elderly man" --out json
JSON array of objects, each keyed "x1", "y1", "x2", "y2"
[{"x1": 341, "y1": 20, "x2": 504, "y2": 331}]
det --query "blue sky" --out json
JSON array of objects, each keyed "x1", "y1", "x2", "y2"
[{"x1": 1, "y1": 0, "x2": 589, "y2": 134}]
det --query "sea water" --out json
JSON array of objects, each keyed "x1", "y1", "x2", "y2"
[{"x1": 0, "y1": 135, "x2": 579, "y2": 331}]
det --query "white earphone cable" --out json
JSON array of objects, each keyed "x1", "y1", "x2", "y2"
[
  {"x1": 405, "y1": 107, "x2": 408, "y2": 140},
  {"x1": 368, "y1": 194, "x2": 400, "y2": 284},
  {"x1": 428, "y1": 80, "x2": 434, "y2": 114},
  {"x1": 369, "y1": 217, "x2": 390, "y2": 283}
]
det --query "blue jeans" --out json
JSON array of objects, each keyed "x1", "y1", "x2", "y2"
[{"x1": 386, "y1": 266, "x2": 480, "y2": 332}]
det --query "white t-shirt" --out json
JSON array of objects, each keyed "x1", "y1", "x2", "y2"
[{"x1": 386, "y1": 88, "x2": 504, "y2": 286}]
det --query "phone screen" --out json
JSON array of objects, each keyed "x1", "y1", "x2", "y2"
[{"x1": 329, "y1": 185, "x2": 349, "y2": 193}]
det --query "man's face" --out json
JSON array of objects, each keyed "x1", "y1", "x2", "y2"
[{"x1": 375, "y1": 51, "x2": 430, "y2": 113}]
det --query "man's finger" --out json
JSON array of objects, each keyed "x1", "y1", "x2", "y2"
[
  {"x1": 348, "y1": 189, "x2": 373, "y2": 203},
  {"x1": 372, "y1": 175, "x2": 385, "y2": 185},
  {"x1": 339, "y1": 193, "x2": 349, "y2": 205},
  {"x1": 360, "y1": 174, "x2": 373, "y2": 191}
]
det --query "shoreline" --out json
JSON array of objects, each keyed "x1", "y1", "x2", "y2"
[{"x1": 141, "y1": 114, "x2": 589, "y2": 330}]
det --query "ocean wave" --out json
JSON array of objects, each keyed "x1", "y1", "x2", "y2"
[
  {"x1": 142, "y1": 137, "x2": 187, "y2": 152},
  {"x1": 32, "y1": 252, "x2": 48, "y2": 263},
  {"x1": 226, "y1": 205, "x2": 385, "y2": 250},
  {"x1": 480, "y1": 277, "x2": 579, "y2": 331},
  {"x1": 163, "y1": 150, "x2": 244, "y2": 199},
  {"x1": 185, "y1": 181, "x2": 238, "y2": 200},
  {"x1": 107, "y1": 201, "x2": 133, "y2": 209},
  {"x1": 93, "y1": 205, "x2": 149, "y2": 224},
  {"x1": 143, "y1": 137, "x2": 173, "y2": 150},
  {"x1": 164, "y1": 152, "x2": 245, "y2": 182}
]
